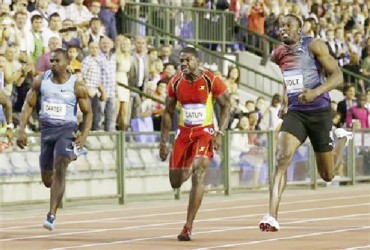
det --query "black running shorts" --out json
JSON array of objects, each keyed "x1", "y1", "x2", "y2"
[{"x1": 280, "y1": 108, "x2": 333, "y2": 153}]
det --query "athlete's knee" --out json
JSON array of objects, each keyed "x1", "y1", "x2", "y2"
[
  {"x1": 41, "y1": 172, "x2": 53, "y2": 188},
  {"x1": 320, "y1": 170, "x2": 334, "y2": 182},
  {"x1": 192, "y1": 157, "x2": 209, "y2": 182},
  {"x1": 169, "y1": 169, "x2": 183, "y2": 189},
  {"x1": 54, "y1": 156, "x2": 70, "y2": 169},
  {"x1": 276, "y1": 150, "x2": 294, "y2": 167}
]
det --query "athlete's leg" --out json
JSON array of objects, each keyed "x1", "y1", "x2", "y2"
[
  {"x1": 184, "y1": 156, "x2": 210, "y2": 229},
  {"x1": 49, "y1": 156, "x2": 70, "y2": 215},
  {"x1": 315, "y1": 138, "x2": 346, "y2": 181},
  {"x1": 269, "y1": 131, "x2": 301, "y2": 219}
]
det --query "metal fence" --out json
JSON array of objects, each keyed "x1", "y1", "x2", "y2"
[{"x1": 1, "y1": 129, "x2": 369, "y2": 205}]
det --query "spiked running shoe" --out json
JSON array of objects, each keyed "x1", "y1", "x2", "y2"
[
  {"x1": 178, "y1": 226, "x2": 192, "y2": 241},
  {"x1": 259, "y1": 215, "x2": 280, "y2": 232},
  {"x1": 334, "y1": 128, "x2": 353, "y2": 146},
  {"x1": 43, "y1": 212, "x2": 55, "y2": 231}
]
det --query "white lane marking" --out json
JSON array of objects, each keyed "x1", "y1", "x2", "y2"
[
  {"x1": 2, "y1": 194, "x2": 369, "y2": 230},
  {"x1": 194, "y1": 226, "x2": 370, "y2": 250},
  {"x1": 343, "y1": 245, "x2": 370, "y2": 250},
  {"x1": 47, "y1": 214, "x2": 370, "y2": 250},
  {"x1": 1, "y1": 202, "x2": 368, "y2": 242}
]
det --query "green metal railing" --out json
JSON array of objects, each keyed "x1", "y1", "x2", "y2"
[{"x1": 1, "y1": 129, "x2": 369, "y2": 205}]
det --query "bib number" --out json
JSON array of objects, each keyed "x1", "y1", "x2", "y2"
[
  {"x1": 183, "y1": 104, "x2": 206, "y2": 125},
  {"x1": 283, "y1": 69, "x2": 304, "y2": 94},
  {"x1": 43, "y1": 102, "x2": 66, "y2": 118}
]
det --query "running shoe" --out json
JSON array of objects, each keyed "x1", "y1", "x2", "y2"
[
  {"x1": 43, "y1": 212, "x2": 55, "y2": 231},
  {"x1": 334, "y1": 128, "x2": 353, "y2": 146},
  {"x1": 73, "y1": 143, "x2": 88, "y2": 158},
  {"x1": 259, "y1": 215, "x2": 280, "y2": 232},
  {"x1": 178, "y1": 226, "x2": 192, "y2": 241}
]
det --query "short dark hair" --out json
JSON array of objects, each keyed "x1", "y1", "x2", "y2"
[
  {"x1": 49, "y1": 12, "x2": 60, "y2": 20},
  {"x1": 180, "y1": 46, "x2": 198, "y2": 58},
  {"x1": 31, "y1": 14, "x2": 43, "y2": 23},
  {"x1": 52, "y1": 48, "x2": 68, "y2": 60},
  {"x1": 285, "y1": 14, "x2": 302, "y2": 28}
]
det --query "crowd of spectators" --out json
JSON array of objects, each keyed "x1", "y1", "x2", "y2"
[{"x1": 0, "y1": 0, "x2": 369, "y2": 134}]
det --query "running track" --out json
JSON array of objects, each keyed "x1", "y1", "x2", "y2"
[{"x1": 1, "y1": 184, "x2": 369, "y2": 250}]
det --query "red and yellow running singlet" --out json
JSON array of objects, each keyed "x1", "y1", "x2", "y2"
[{"x1": 167, "y1": 70, "x2": 227, "y2": 127}]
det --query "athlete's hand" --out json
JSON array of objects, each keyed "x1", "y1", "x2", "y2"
[
  {"x1": 213, "y1": 132, "x2": 223, "y2": 152},
  {"x1": 277, "y1": 105, "x2": 287, "y2": 119},
  {"x1": 4, "y1": 128, "x2": 13, "y2": 146},
  {"x1": 16, "y1": 130, "x2": 28, "y2": 149},
  {"x1": 73, "y1": 131, "x2": 86, "y2": 148},
  {"x1": 159, "y1": 142, "x2": 169, "y2": 161},
  {"x1": 298, "y1": 89, "x2": 319, "y2": 104}
]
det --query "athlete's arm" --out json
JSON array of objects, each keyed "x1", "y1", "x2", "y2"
[
  {"x1": 310, "y1": 39, "x2": 344, "y2": 96},
  {"x1": 215, "y1": 91, "x2": 231, "y2": 134},
  {"x1": 16, "y1": 75, "x2": 42, "y2": 149},
  {"x1": 75, "y1": 80, "x2": 92, "y2": 148},
  {"x1": 159, "y1": 96, "x2": 177, "y2": 161},
  {"x1": 278, "y1": 84, "x2": 288, "y2": 118}
]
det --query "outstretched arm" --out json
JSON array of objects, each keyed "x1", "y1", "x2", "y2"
[{"x1": 75, "y1": 80, "x2": 92, "y2": 148}]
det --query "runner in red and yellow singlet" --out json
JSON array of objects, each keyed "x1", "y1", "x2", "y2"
[{"x1": 159, "y1": 47, "x2": 230, "y2": 241}]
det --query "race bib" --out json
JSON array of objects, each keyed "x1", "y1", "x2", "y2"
[
  {"x1": 283, "y1": 69, "x2": 304, "y2": 94},
  {"x1": 43, "y1": 102, "x2": 66, "y2": 118},
  {"x1": 183, "y1": 104, "x2": 206, "y2": 125}
]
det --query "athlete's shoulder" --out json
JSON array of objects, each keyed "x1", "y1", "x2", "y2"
[
  {"x1": 169, "y1": 72, "x2": 183, "y2": 85},
  {"x1": 271, "y1": 43, "x2": 286, "y2": 64}
]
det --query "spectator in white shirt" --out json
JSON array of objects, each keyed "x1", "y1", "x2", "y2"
[
  {"x1": 46, "y1": 0, "x2": 66, "y2": 20},
  {"x1": 13, "y1": 11, "x2": 33, "y2": 56},
  {"x1": 42, "y1": 13, "x2": 62, "y2": 53},
  {"x1": 30, "y1": 0, "x2": 50, "y2": 29},
  {"x1": 66, "y1": 0, "x2": 93, "y2": 28}
]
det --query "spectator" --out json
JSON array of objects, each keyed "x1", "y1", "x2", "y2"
[
  {"x1": 42, "y1": 13, "x2": 62, "y2": 53},
  {"x1": 60, "y1": 19, "x2": 81, "y2": 48},
  {"x1": 346, "y1": 93, "x2": 369, "y2": 129},
  {"x1": 116, "y1": 35, "x2": 133, "y2": 131},
  {"x1": 36, "y1": 36, "x2": 62, "y2": 72},
  {"x1": 13, "y1": 11, "x2": 33, "y2": 56},
  {"x1": 0, "y1": 16, "x2": 17, "y2": 54},
  {"x1": 97, "y1": 36, "x2": 116, "y2": 131},
  {"x1": 268, "y1": 93, "x2": 282, "y2": 131},
  {"x1": 343, "y1": 52, "x2": 362, "y2": 89},
  {"x1": 82, "y1": 18, "x2": 105, "y2": 48},
  {"x1": 224, "y1": 66, "x2": 240, "y2": 94},
  {"x1": 149, "y1": 58, "x2": 164, "y2": 85},
  {"x1": 81, "y1": 41, "x2": 106, "y2": 131},
  {"x1": 98, "y1": 0, "x2": 118, "y2": 40},
  {"x1": 129, "y1": 36, "x2": 150, "y2": 92},
  {"x1": 337, "y1": 84, "x2": 357, "y2": 127},
  {"x1": 29, "y1": 0, "x2": 50, "y2": 29},
  {"x1": 67, "y1": 45, "x2": 81, "y2": 74},
  {"x1": 65, "y1": 0, "x2": 93, "y2": 28},
  {"x1": 3, "y1": 44, "x2": 24, "y2": 98},
  {"x1": 151, "y1": 80, "x2": 166, "y2": 131},
  {"x1": 47, "y1": 0, "x2": 67, "y2": 21},
  {"x1": 159, "y1": 44, "x2": 179, "y2": 68},
  {"x1": 29, "y1": 14, "x2": 45, "y2": 64}
]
